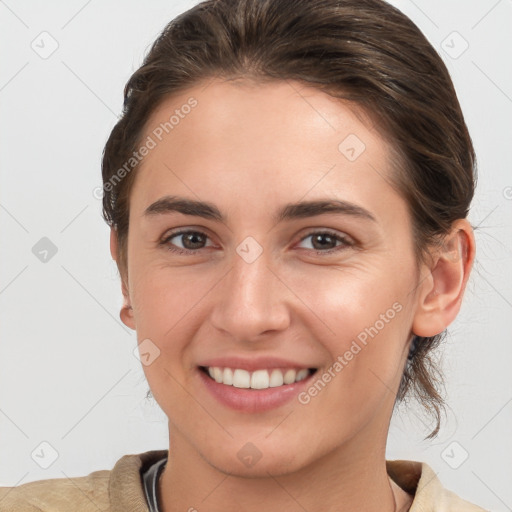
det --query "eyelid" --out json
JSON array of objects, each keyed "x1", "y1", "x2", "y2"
[
  {"x1": 298, "y1": 227, "x2": 355, "y2": 244},
  {"x1": 160, "y1": 224, "x2": 215, "y2": 241}
]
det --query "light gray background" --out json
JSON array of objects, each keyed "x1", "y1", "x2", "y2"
[{"x1": 0, "y1": 0, "x2": 511, "y2": 510}]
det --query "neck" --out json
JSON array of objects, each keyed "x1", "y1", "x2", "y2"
[{"x1": 159, "y1": 423, "x2": 399, "y2": 512}]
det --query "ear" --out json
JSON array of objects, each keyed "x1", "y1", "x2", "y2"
[
  {"x1": 412, "y1": 219, "x2": 475, "y2": 337},
  {"x1": 109, "y1": 226, "x2": 118, "y2": 262},
  {"x1": 110, "y1": 227, "x2": 136, "y2": 330}
]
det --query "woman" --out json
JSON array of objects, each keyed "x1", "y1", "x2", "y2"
[{"x1": 0, "y1": 0, "x2": 487, "y2": 510}]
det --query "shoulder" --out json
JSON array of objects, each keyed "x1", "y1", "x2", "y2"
[
  {"x1": 0, "y1": 449, "x2": 167, "y2": 512},
  {"x1": 387, "y1": 459, "x2": 488, "y2": 511},
  {"x1": 0, "y1": 469, "x2": 110, "y2": 512}
]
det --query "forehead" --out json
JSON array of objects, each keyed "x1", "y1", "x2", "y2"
[
  {"x1": 130, "y1": 78, "x2": 401, "y2": 221},
  {"x1": 144, "y1": 78, "x2": 381, "y2": 153}
]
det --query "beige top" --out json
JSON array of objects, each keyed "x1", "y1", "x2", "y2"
[{"x1": 0, "y1": 449, "x2": 488, "y2": 511}]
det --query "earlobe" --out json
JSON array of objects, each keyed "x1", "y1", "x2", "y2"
[
  {"x1": 120, "y1": 303, "x2": 136, "y2": 330},
  {"x1": 412, "y1": 219, "x2": 475, "y2": 338}
]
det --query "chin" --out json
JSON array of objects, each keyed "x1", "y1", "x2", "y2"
[
  {"x1": 195, "y1": 431, "x2": 321, "y2": 479},
  {"x1": 206, "y1": 450, "x2": 309, "y2": 478}
]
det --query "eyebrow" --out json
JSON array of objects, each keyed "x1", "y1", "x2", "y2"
[{"x1": 143, "y1": 195, "x2": 377, "y2": 224}]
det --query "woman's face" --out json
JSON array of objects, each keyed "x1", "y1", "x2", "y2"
[{"x1": 118, "y1": 78, "x2": 429, "y2": 476}]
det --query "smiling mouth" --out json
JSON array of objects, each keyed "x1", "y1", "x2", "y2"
[{"x1": 199, "y1": 366, "x2": 318, "y2": 390}]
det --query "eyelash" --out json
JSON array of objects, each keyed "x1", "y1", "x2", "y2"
[{"x1": 159, "y1": 229, "x2": 355, "y2": 256}]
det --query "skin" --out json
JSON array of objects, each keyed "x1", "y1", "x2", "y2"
[{"x1": 110, "y1": 78, "x2": 475, "y2": 512}]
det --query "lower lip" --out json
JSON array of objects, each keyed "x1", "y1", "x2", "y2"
[{"x1": 198, "y1": 368, "x2": 316, "y2": 412}]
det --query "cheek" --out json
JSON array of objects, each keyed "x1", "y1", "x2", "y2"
[
  {"x1": 290, "y1": 265, "x2": 413, "y2": 404},
  {"x1": 129, "y1": 267, "x2": 207, "y2": 411},
  {"x1": 287, "y1": 263, "x2": 409, "y2": 341},
  {"x1": 130, "y1": 260, "x2": 212, "y2": 331}
]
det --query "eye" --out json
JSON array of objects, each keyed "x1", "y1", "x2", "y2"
[
  {"x1": 296, "y1": 230, "x2": 354, "y2": 254},
  {"x1": 159, "y1": 228, "x2": 354, "y2": 256},
  {"x1": 160, "y1": 230, "x2": 213, "y2": 255}
]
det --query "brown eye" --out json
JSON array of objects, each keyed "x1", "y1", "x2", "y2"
[
  {"x1": 160, "y1": 230, "x2": 212, "y2": 254},
  {"x1": 297, "y1": 230, "x2": 354, "y2": 254}
]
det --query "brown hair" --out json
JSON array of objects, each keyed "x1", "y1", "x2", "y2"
[{"x1": 101, "y1": 0, "x2": 476, "y2": 438}]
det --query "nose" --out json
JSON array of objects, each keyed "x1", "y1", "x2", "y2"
[{"x1": 209, "y1": 245, "x2": 291, "y2": 342}]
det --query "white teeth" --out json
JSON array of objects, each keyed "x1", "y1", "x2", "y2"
[
  {"x1": 232, "y1": 369, "x2": 251, "y2": 388},
  {"x1": 283, "y1": 369, "x2": 296, "y2": 385},
  {"x1": 250, "y1": 369, "x2": 269, "y2": 389},
  {"x1": 213, "y1": 367, "x2": 223, "y2": 383},
  {"x1": 205, "y1": 366, "x2": 312, "y2": 389},
  {"x1": 269, "y1": 369, "x2": 284, "y2": 387},
  {"x1": 223, "y1": 367, "x2": 233, "y2": 385},
  {"x1": 295, "y1": 369, "x2": 309, "y2": 382}
]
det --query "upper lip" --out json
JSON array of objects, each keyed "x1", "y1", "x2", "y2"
[{"x1": 197, "y1": 356, "x2": 317, "y2": 372}]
